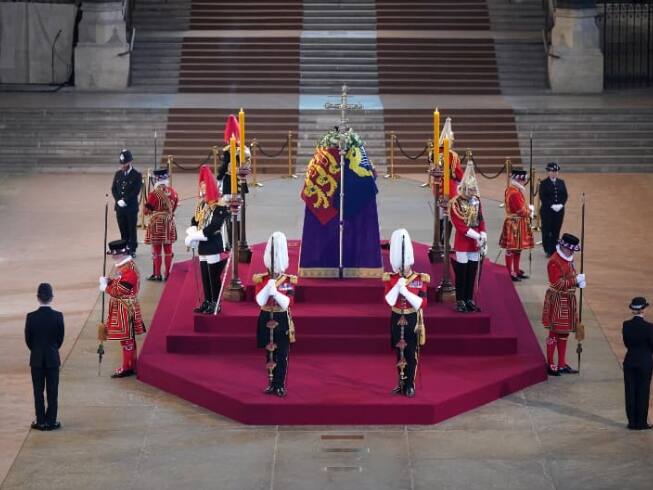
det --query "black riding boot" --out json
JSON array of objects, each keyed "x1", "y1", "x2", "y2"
[
  {"x1": 194, "y1": 260, "x2": 211, "y2": 313},
  {"x1": 465, "y1": 260, "x2": 481, "y2": 311},
  {"x1": 454, "y1": 261, "x2": 468, "y2": 312}
]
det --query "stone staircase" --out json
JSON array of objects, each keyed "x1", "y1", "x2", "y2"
[
  {"x1": 384, "y1": 108, "x2": 523, "y2": 173},
  {"x1": 0, "y1": 109, "x2": 168, "y2": 170},
  {"x1": 161, "y1": 109, "x2": 299, "y2": 172},
  {"x1": 494, "y1": 39, "x2": 548, "y2": 94},
  {"x1": 131, "y1": 37, "x2": 183, "y2": 92},
  {"x1": 189, "y1": 0, "x2": 303, "y2": 30},
  {"x1": 296, "y1": 110, "x2": 386, "y2": 169},
  {"x1": 300, "y1": 36, "x2": 379, "y2": 95},
  {"x1": 378, "y1": 38, "x2": 501, "y2": 94},
  {"x1": 303, "y1": 0, "x2": 376, "y2": 30},
  {"x1": 376, "y1": 0, "x2": 491, "y2": 30},
  {"x1": 515, "y1": 109, "x2": 653, "y2": 171},
  {"x1": 176, "y1": 37, "x2": 300, "y2": 93},
  {"x1": 132, "y1": 0, "x2": 191, "y2": 31},
  {"x1": 487, "y1": 0, "x2": 546, "y2": 32}
]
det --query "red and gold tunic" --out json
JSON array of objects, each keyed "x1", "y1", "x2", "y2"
[
  {"x1": 254, "y1": 272, "x2": 297, "y2": 347},
  {"x1": 542, "y1": 252, "x2": 578, "y2": 334},
  {"x1": 449, "y1": 195, "x2": 486, "y2": 252},
  {"x1": 144, "y1": 186, "x2": 178, "y2": 245},
  {"x1": 383, "y1": 272, "x2": 429, "y2": 313},
  {"x1": 499, "y1": 184, "x2": 534, "y2": 251},
  {"x1": 106, "y1": 260, "x2": 146, "y2": 341}
]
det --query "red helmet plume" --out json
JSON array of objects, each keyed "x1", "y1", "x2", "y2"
[
  {"x1": 223, "y1": 114, "x2": 240, "y2": 144},
  {"x1": 198, "y1": 165, "x2": 220, "y2": 203}
]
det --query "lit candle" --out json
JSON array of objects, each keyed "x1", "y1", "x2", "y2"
[
  {"x1": 433, "y1": 108, "x2": 440, "y2": 165},
  {"x1": 443, "y1": 137, "x2": 450, "y2": 198},
  {"x1": 238, "y1": 108, "x2": 245, "y2": 167},
  {"x1": 229, "y1": 135, "x2": 237, "y2": 195}
]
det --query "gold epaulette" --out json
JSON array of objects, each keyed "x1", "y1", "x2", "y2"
[
  {"x1": 252, "y1": 273, "x2": 267, "y2": 284},
  {"x1": 382, "y1": 272, "x2": 392, "y2": 282},
  {"x1": 288, "y1": 275, "x2": 298, "y2": 285},
  {"x1": 420, "y1": 273, "x2": 431, "y2": 283}
]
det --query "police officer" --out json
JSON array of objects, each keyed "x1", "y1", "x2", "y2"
[
  {"x1": 111, "y1": 149, "x2": 142, "y2": 256},
  {"x1": 539, "y1": 162, "x2": 568, "y2": 257}
]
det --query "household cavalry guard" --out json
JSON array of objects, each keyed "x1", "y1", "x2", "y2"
[
  {"x1": 448, "y1": 160, "x2": 487, "y2": 313},
  {"x1": 185, "y1": 165, "x2": 230, "y2": 314},
  {"x1": 217, "y1": 114, "x2": 252, "y2": 196},
  {"x1": 542, "y1": 233, "x2": 585, "y2": 376},
  {"x1": 438, "y1": 117, "x2": 464, "y2": 199},
  {"x1": 144, "y1": 168, "x2": 178, "y2": 281},
  {"x1": 99, "y1": 239, "x2": 146, "y2": 378},
  {"x1": 253, "y1": 232, "x2": 297, "y2": 398},
  {"x1": 499, "y1": 169, "x2": 535, "y2": 281},
  {"x1": 383, "y1": 229, "x2": 429, "y2": 398}
]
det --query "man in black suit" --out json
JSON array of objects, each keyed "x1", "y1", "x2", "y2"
[
  {"x1": 539, "y1": 162, "x2": 568, "y2": 257},
  {"x1": 25, "y1": 283, "x2": 65, "y2": 431},
  {"x1": 623, "y1": 297, "x2": 653, "y2": 430},
  {"x1": 111, "y1": 149, "x2": 142, "y2": 256}
]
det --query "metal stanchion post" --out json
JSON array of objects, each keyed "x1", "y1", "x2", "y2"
[
  {"x1": 420, "y1": 139, "x2": 433, "y2": 187},
  {"x1": 251, "y1": 138, "x2": 263, "y2": 187},
  {"x1": 436, "y1": 193, "x2": 455, "y2": 302},
  {"x1": 223, "y1": 194, "x2": 246, "y2": 301},
  {"x1": 137, "y1": 169, "x2": 149, "y2": 229},
  {"x1": 282, "y1": 130, "x2": 297, "y2": 179},
  {"x1": 384, "y1": 131, "x2": 398, "y2": 179},
  {"x1": 428, "y1": 155, "x2": 444, "y2": 263},
  {"x1": 238, "y1": 165, "x2": 252, "y2": 263}
]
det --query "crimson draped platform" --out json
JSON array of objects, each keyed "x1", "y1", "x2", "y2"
[{"x1": 138, "y1": 241, "x2": 547, "y2": 425}]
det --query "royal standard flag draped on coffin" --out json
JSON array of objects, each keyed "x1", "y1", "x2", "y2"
[{"x1": 299, "y1": 128, "x2": 382, "y2": 278}]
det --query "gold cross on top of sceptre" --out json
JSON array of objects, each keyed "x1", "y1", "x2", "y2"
[{"x1": 324, "y1": 84, "x2": 363, "y2": 135}]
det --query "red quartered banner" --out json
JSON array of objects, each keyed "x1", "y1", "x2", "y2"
[{"x1": 301, "y1": 147, "x2": 341, "y2": 225}]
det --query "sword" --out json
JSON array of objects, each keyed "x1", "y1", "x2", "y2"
[
  {"x1": 528, "y1": 131, "x2": 533, "y2": 277},
  {"x1": 212, "y1": 253, "x2": 231, "y2": 315}
]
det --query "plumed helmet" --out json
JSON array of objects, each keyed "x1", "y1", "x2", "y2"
[
  {"x1": 263, "y1": 231, "x2": 289, "y2": 275},
  {"x1": 223, "y1": 114, "x2": 240, "y2": 145},
  {"x1": 198, "y1": 165, "x2": 221, "y2": 203},
  {"x1": 457, "y1": 160, "x2": 479, "y2": 197},
  {"x1": 438, "y1": 117, "x2": 454, "y2": 147},
  {"x1": 389, "y1": 228, "x2": 415, "y2": 274}
]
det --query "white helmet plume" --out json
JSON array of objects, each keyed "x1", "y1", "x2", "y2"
[
  {"x1": 438, "y1": 117, "x2": 454, "y2": 147},
  {"x1": 389, "y1": 228, "x2": 415, "y2": 274},
  {"x1": 263, "y1": 231, "x2": 289, "y2": 275}
]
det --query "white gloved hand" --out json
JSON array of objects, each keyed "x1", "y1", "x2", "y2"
[
  {"x1": 551, "y1": 204, "x2": 563, "y2": 212},
  {"x1": 266, "y1": 279, "x2": 278, "y2": 295},
  {"x1": 576, "y1": 273, "x2": 585, "y2": 285},
  {"x1": 466, "y1": 228, "x2": 481, "y2": 241},
  {"x1": 399, "y1": 285, "x2": 410, "y2": 296},
  {"x1": 184, "y1": 236, "x2": 198, "y2": 249},
  {"x1": 528, "y1": 204, "x2": 535, "y2": 218},
  {"x1": 186, "y1": 226, "x2": 198, "y2": 235},
  {"x1": 578, "y1": 281, "x2": 586, "y2": 289},
  {"x1": 99, "y1": 276, "x2": 108, "y2": 292},
  {"x1": 187, "y1": 230, "x2": 207, "y2": 242},
  {"x1": 117, "y1": 199, "x2": 127, "y2": 208},
  {"x1": 396, "y1": 277, "x2": 407, "y2": 288}
]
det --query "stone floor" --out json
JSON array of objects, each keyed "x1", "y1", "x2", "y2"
[{"x1": 0, "y1": 171, "x2": 652, "y2": 490}]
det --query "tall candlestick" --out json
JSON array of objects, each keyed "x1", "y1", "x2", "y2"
[
  {"x1": 434, "y1": 108, "x2": 440, "y2": 165},
  {"x1": 238, "y1": 108, "x2": 245, "y2": 167},
  {"x1": 229, "y1": 135, "x2": 237, "y2": 194},
  {"x1": 443, "y1": 137, "x2": 450, "y2": 197}
]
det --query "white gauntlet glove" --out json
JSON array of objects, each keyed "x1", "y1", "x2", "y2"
[
  {"x1": 99, "y1": 276, "x2": 108, "y2": 292},
  {"x1": 528, "y1": 204, "x2": 535, "y2": 219},
  {"x1": 551, "y1": 204, "x2": 563, "y2": 212}
]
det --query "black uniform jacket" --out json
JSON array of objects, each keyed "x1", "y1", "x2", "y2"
[
  {"x1": 191, "y1": 205, "x2": 230, "y2": 255},
  {"x1": 25, "y1": 306, "x2": 65, "y2": 368},
  {"x1": 217, "y1": 150, "x2": 248, "y2": 195},
  {"x1": 112, "y1": 167, "x2": 143, "y2": 213},
  {"x1": 539, "y1": 177, "x2": 568, "y2": 212},
  {"x1": 623, "y1": 316, "x2": 653, "y2": 369}
]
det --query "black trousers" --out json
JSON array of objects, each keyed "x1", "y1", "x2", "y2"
[
  {"x1": 454, "y1": 260, "x2": 479, "y2": 302},
  {"x1": 31, "y1": 367, "x2": 59, "y2": 425},
  {"x1": 257, "y1": 311, "x2": 290, "y2": 389},
  {"x1": 624, "y1": 365, "x2": 652, "y2": 428},
  {"x1": 541, "y1": 209, "x2": 564, "y2": 255},
  {"x1": 116, "y1": 210, "x2": 138, "y2": 253},
  {"x1": 391, "y1": 312, "x2": 418, "y2": 391},
  {"x1": 199, "y1": 259, "x2": 227, "y2": 303}
]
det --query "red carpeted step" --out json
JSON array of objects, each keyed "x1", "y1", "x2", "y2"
[
  {"x1": 194, "y1": 303, "x2": 491, "y2": 335},
  {"x1": 166, "y1": 331, "x2": 517, "y2": 355}
]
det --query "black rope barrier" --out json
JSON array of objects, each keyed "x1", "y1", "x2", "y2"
[
  {"x1": 472, "y1": 161, "x2": 506, "y2": 180},
  {"x1": 256, "y1": 137, "x2": 289, "y2": 158},
  {"x1": 170, "y1": 150, "x2": 213, "y2": 171},
  {"x1": 395, "y1": 137, "x2": 429, "y2": 161}
]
